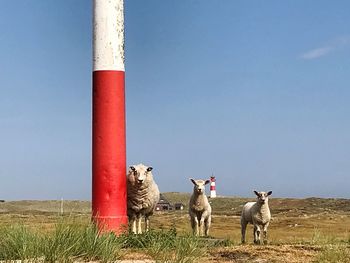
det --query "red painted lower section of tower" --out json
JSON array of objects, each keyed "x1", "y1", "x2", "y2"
[{"x1": 92, "y1": 70, "x2": 128, "y2": 233}]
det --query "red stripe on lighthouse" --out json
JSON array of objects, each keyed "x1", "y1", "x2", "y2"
[{"x1": 92, "y1": 70, "x2": 127, "y2": 232}]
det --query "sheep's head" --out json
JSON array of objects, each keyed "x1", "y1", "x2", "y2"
[
  {"x1": 254, "y1": 191, "x2": 272, "y2": 204},
  {"x1": 128, "y1": 164, "x2": 153, "y2": 186},
  {"x1": 190, "y1": 178, "x2": 210, "y2": 195}
]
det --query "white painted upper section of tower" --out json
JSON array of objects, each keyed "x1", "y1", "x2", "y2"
[{"x1": 93, "y1": 0, "x2": 125, "y2": 71}]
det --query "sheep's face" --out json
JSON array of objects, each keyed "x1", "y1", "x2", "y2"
[
  {"x1": 129, "y1": 164, "x2": 153, "y2": 186},
  {"x1": 190, "y1": 179, "x2": 210, "y2": 195},
  {"x1": 254, "y1": 191, "x2": 272, "y2": 204}
]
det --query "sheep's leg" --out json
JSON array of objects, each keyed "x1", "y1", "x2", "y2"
[
  {"x1": 131, "y1": 218, "x2": 137, "y2": 234},
  {"x1": 145, "y1": 215, "x2": 150, "y2": 232},
  {"x1": 263, "y1": 223, "x2": 269, "y2": 244},
  {"x1": 195, "y1": 217, "x2": 200, "y2": 236},
  {"x1": 254, "y1": 225, "x2": 261, "y2": 244},
  {"x1": 191, "y1": 216, "x2": 199, "y2": 236},
  {"x1": 204, "y1": 215, "x2": 211, "y2": 237},
  {"x1": 199, "y1": 217, "x2": 205, "y2": 237},
  {"x1": 256, "y1": 226, "x2": 261, "y2": 244},
  {"x1": 241, "y1": 219, "x2": 247, "y2": 244},
  {"x1": 137, "y1": 216, "x2": 142, "y2": 234},
  {"x1": 190, "y1": 216, "x2": 197, "y2": 236}
]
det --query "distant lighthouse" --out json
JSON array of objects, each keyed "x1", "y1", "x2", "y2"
[{"x1": 210, "y1": 175, "x2": 216, "y2": 198}]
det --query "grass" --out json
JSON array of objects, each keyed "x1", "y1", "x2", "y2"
[
  {"x1": 1, "y1": 220, "x2": 350, "y2": 263},
  {"x1": 1, "y1": 194, "x2": 350, "y2": 262},
  {"x1": 0, "y1": 218, "x2": 125, "y2": 262},
  {"x1": 0, "y1": 218, "x2": 208, "y2": 263},
  {"x1": 315, "y1": 244, "x2": 350, "y2": 263},
  {"x1": 124, "y1": 229, "x2": 206, "y2": 263},
  {"x1": 0, "y1": 224, "x2": 42, "y2": 261},
  {"x1": 41, "y1": 219, "x2": 125, "y2": 262}
]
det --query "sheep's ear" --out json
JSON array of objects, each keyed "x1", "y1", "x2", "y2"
[
  {"x1": 146, "y1": 167, "x2": 153, "y2": 172},
  {"x1": 267, "y1": 191, "x2": 272, "y2": 196},
  {"x1": 129, "y1": 166, "x2": 136, "y2": 171},
  {"x1": 204, "y1": 179, "x2": 210, "y2": 185},
  {"x1": 253, "y1": 191, "x2": 259, "y2": 197},
  {"x1": 190, "y1": 178, "x2": 197, "y2": 185}
]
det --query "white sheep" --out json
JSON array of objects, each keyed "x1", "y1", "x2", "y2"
[
  {"x1": 127, "y1": 163, "x2": 160, "y2": 234},
  {"x1": 241, "y1": 190, "x2": 272, "y2": 244},
  {"x1": 189, "y1": 178, "x2": 212, "y2": 236}
]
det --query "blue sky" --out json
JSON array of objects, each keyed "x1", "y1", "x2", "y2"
[{"x1": 1, "y1": 1, "x2": 350, "y2": 200}]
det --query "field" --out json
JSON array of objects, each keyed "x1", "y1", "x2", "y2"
[{"x1": 1, "y1": 193, "x2": 350, "y2": 262}]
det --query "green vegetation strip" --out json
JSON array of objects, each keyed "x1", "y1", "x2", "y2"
[{"x1": 0, "y1": 218, "x2": 228, "y2": 263}]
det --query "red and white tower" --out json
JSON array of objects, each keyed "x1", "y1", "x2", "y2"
[
  {"x1": 92, "y1": 0, "x2": 127, "y2": 233},
  {"x1": 210, "y1": 176, "x2": 216, "y2": 198}
]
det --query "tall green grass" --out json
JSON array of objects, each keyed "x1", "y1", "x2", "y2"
[
  {"x1": 305, "y1": 229, "x2": 350, "y2": 263},
  {"x1": 314, "y1": 244, "x2": 350, "y2": 263},
  {"x1": 0, "y1": 219, "x2": 209, "y2": 263},
  {"x1": 0, "y1": 219, "x2": 123, "y2": 262},
  {"x1": 41, "y1": 219, "x2": 124, "y2": 262},
  {"x1": 310, "y1": 229, "x2": 339, "y2": 246},
  {"x1": 0, "y1": 224, "x2": 42, "y2": 261}
]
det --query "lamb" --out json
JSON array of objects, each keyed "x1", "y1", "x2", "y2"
[
  {"x1": 127, "y1": 163, "x2": 160, "y2": 234},
  {"x1": 241, "y1": 190, "x2": 272, "y2": 244},
  {"x1": 189, "y1": 178, "x2": 212, "y2": 236}
]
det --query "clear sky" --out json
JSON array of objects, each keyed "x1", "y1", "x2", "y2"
[{"x1": 1, "y1": 1, "x2": 350, "y2": 200}]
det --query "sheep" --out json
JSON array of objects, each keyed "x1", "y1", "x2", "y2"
[
  {"x1": 241, "y1": 190, "x2": 272, "y2": 244},
  {"x1": 127, "y1": 163, "x2": 160, "y2": 234},
  {"x1": 189, "y1": 178, "x2": 212, "y2": 236}
]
